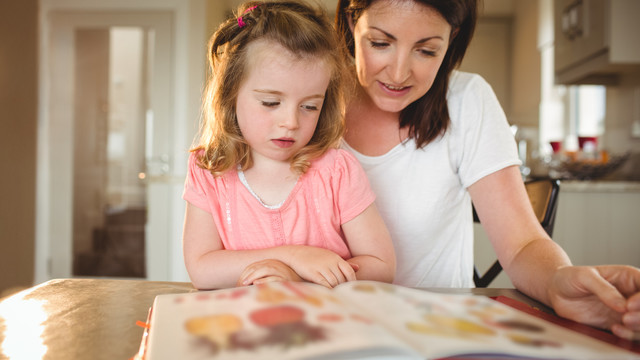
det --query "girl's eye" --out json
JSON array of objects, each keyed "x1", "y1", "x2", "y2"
[
  {"x1": 261, "y1": 101, "x2": 280, "y2": 107},
  {"x1": 301, "y1": 104, "x2": 320, "y2": 111}
]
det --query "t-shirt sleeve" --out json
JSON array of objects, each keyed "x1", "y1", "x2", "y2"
[
  {"x1": 450, "y1": 73, "x2": 522, "y2": 188},
  {"x1": 183, "y1": 151, "x2": 216, "y2": 212},
  {"x1": 331, "y1": 149, "x2": 377, "y2": 224}
]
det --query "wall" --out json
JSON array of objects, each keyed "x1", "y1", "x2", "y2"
[
  {"x1": 602, "y1": 73, "x2": 640, "y2": 180},
  {"x1": 460, "y1": 1, "x2": 540, "y2": 133},
  {"x1": 0, "y1": 0, "x2": 38, "y2": 296},
  {"x1": 460, "y1": 17, "x2": 512, "y2": 118},
  {"x1": 510, "y1": 1, "x2": 541, "y2": 128}
]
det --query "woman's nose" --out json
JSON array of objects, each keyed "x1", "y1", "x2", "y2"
[{"x1": 388, "y1": 51, "x2": 411, "y2": 84}]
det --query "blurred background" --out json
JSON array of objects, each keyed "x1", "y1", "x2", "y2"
[{"x1": 1, "y1": 0, "x2": 639, "y2": 296}]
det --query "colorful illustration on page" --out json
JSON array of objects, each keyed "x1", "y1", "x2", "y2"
[
  {"x1": 349, "y1": 282, "x2": 563, "y2": 350},
  {"x1": 180, "y1": 282, "x2": 363, "y2": 357}
]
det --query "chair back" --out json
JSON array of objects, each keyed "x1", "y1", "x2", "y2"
[{"x1": 524, "y1": 179, "x2": 560, "y2": 237}]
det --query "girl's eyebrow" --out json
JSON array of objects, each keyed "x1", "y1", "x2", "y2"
[
  {"x1": 369, "y1": 26, "x2": 444, "y2": 44},
  {"x1": 253, "y1": 89, "x2": 325, "y2": 100}
]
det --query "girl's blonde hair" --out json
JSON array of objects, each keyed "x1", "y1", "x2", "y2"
[{"x1": 193, "y1": 0, "x2": 350, "y2": 176}]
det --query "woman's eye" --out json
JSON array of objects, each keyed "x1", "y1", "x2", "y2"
[
  {"x1": 301, "y1": 104, "x2": 319, "y2": 111},
  {"x1": 419, "y1": 49, "x2": 437, "y2": 57},
  {"x1": 370, "y1": 40, "x2": 389, "y2": 49}
]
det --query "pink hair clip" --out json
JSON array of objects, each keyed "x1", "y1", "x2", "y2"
[{"x1": 238, "y1": 5, "x2": 259, "y2": 28}]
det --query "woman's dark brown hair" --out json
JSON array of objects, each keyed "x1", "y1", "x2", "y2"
[{"x1": 335, "y1": 0, "x2": 478, "y2": 148}]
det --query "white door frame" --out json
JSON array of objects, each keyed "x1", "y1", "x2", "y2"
[{"x1": 36, "y1": 0, "x2": 205, "y2": 283}]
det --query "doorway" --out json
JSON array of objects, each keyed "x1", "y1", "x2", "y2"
[
  {"x1": 42, "y1": 11, "x2": 174, "y2": 279},
  {"x1": 71, "y1": 27, "x2": 150, "y2": 277}
]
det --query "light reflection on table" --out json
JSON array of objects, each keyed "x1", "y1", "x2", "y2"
[{"x1": 0, "y1": 288, "x2": 48, "y2": 359}]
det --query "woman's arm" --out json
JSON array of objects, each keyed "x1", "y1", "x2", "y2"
[
  {"x1": 341, "y1": 203, "x2": 396, "y2": 283},
  {"x1": 469, "y1": 165, "x2": 640, "y2": 340},
  {"x1": 183, "y1": 202, "x2": 357, "y2": 289},
  {"x1": 468, "y1": 165, "x2": 571, "y2": 304}
]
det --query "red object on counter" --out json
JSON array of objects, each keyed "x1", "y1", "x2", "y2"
[
  {"x1": 577, "y1": 136, "x2": 597, "y2": 150},
  {"x1": 549, "y1": 141, "x2": 562, "y2": 153}
]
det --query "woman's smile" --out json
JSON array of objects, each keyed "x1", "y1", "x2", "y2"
[{"x1": 379, "y1": 81, "x2": 411, "y2": 96}]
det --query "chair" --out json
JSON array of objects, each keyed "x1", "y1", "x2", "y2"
[{"x1": 473, "y1": 178, "x2": 561, "y2": 288}]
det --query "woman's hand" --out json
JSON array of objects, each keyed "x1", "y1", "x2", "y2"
[
  {"x1": 548, "y1": 265, "x2": 640, "y2": 341},
  {"x1": 237, "y1": 259, "x2": 303, "y2": 286}
]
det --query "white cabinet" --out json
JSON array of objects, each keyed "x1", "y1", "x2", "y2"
[
  {"x1": 554, "y1": 0, "x2": 640, "y2": 84},
  {"x1": 553, "y1": 181, "x2": 640, "y2": 268}
]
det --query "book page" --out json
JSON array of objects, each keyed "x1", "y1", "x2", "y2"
[
  {"x1": 145, "y1": 281, "x2": 421, "y2": 360},
  {"x1": 332, "y1": 281, "x2": 639, "y2": 360}
]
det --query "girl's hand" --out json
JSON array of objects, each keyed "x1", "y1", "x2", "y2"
[
  {"x1": 237, "y1": 259, "x2": 302, "y2": 286},
  {"x1": 288, "y1": 247, "x2": 357, "y2": 288},
  {"x1": 548, "y1": 265, "x2": 640, "y2": 341}
]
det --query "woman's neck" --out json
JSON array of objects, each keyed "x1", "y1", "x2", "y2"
[{"x1": 344, "y1": 89, "x2": 409, "y2": 156}]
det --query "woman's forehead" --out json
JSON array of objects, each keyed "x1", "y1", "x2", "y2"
[{"x1": 357, "y1": 1, "x2": 451, "y2": 38}]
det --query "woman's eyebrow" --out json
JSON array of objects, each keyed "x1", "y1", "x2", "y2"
[{"x1": 369, "y1": 26, "x2": 444, "y2": 44}]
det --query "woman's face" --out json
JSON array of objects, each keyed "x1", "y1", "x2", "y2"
[{"x1": 350, "y1": 0, "x2": 452, "y2": 113}]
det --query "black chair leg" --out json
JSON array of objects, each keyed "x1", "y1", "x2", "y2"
[{"x1": 474, "y1": 261, "x2": 503, "y2": 288}]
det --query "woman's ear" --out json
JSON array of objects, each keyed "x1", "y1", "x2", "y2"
[
  {"x1": 347, "y1": 13, "x2": 355, "y2": 33},
  {"x1": 449, "y1": 27, "x2": 460, "y2": 43}
]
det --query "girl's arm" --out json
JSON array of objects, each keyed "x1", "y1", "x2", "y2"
[
  {"x1": 341, "y1": 203, "x2": 396, "y2": 283},
  {"x1": 183, "y1": 202, "x2": 357, "y2": 289},
  {"x1": 236, "y1": 202, "x2": 395, "y2": 286}
]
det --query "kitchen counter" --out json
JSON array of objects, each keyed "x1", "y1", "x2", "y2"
[
  {"x1": 553, "y1": 180, "x2": 640, "y2": 270},
  {"x1": 559, "y1": 180, "x2": 640, "y2": 192}
]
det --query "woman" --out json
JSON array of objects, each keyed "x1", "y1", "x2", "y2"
[{"x1": 335, "y1": 0, "x2": 640, "y2": 340}]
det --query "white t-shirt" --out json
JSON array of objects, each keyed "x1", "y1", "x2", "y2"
[{"x1": 342, "y1": 71, "x2": 521, "y2": 288}]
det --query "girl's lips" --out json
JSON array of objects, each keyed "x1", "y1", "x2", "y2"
[
  {"x1": 378, "y1": 81, "x2": 411, "y2": 97},
  {"x1": 272, "y1": 138, "x2": 295, "y2": 148}
]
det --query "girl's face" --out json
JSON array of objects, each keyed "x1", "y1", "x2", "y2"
[
  {"x1": 350, "y1": 0, "x2": 452, "y2": 113},
  {"x1": 235, "y1": 40, "x2": 331, "y2": 166}
]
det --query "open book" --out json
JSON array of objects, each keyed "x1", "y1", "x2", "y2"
[{"x1": 137, "y1": 280, "x2": 639, "y2": 360}]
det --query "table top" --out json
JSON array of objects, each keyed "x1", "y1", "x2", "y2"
[{"x1": 0, "y1": 278, "x2": 553, "y2": 360}]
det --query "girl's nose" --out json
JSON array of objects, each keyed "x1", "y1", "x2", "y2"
[{"x1": 278, "y1": 108, "x2": 299, "y2": 130}]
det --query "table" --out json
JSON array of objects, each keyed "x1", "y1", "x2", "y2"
[{"x1": 0, "y1": 278, "x2": 554, "y2": 360}]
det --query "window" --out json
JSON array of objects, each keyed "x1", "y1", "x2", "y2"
[{"x1": 565, "y1": 85, "x2": 606, "y2": 151}]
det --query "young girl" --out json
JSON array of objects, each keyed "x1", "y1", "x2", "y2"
[{"x1": 182, "y1": 0, "x2": 395, "y2": 290}]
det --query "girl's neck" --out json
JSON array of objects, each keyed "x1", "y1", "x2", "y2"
[
  {"x1": 344, "y1": 88, "x2": 409, "y2": 156},
  {"x1": 241, "y1": 157, "x2": 299, "y2": 207}
]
